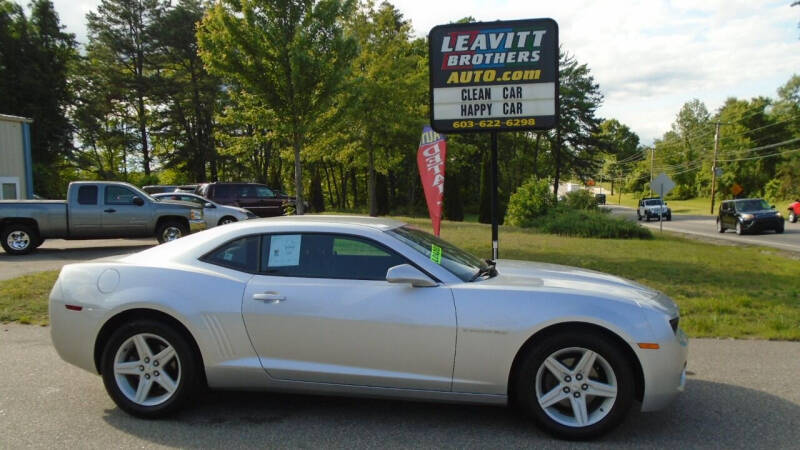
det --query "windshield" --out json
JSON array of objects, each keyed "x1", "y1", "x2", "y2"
[
  {"x1": 386, "y1": 226, "x2": 488, "y2": 282},
  {"x1": 644, "y1": 199, "x2": 662, "y2": 206},
  {"x1": 736, "y1": 199, "x2": 770, "y2": 212}
]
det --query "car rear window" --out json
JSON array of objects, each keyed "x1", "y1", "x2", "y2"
[{"x1": 77, "y1": 186, "x2": 98, "y2": 205}]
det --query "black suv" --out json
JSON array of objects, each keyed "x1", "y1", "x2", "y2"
[
  {"x1": 195, "y1": 182, "x2": 294, "y2": 217},
  {"x1": 717, "y1": 198, "x2": 784, "y2": 235}
]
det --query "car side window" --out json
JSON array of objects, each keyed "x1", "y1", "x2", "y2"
[
  {"x1": 203, "y1": 236, "x2": 260, "y2": 273},
  {"x1": 105, "y1": 185, "x2": 137, "y2": 205},
  {"x1": 260, "y1": 233, "x2": 406, "y2": 280},
  {"x1": 77, "y1": 186, "x2": 98, "y2": 205},
  {"x1": 180, "y1": 195, "x2": 204, "y2": 206},
  {"x1": 255, "y1": 186, "x2": 275, "y2": 198}
]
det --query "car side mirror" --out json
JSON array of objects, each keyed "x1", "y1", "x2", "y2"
[
  {"x1": 386, "y1": 264, "x2": 437, "y2": 287},
  {"x1": 664, "y1": 202, "x2": 668, "y2": 205},
  {"x1": 205, "y1": 202, "x2": 215, "y2": 209},
  {"x1": 132, "y1": 196, "x2": 144, "y2": 206},
  {"x1": 771, "y1": 205, "x2": 776, "y2": 209}
]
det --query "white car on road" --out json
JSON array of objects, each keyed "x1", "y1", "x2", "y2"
[
  {"x1": 152, "y1": 192, "x2": 255, "y2": 228},
  {"x1": 49, "y1": 216, "x2": 687, "y2": 440}
]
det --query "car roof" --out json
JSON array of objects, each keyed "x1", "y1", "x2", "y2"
[{"x1": 245, "y1": 214, "x2": 406, "y2": 231}]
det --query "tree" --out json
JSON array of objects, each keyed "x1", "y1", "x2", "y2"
[
  {"x1": 86, "y1": 0, "x2": 166, "y2": 176},
  {"x1": 551, "y1": 51, "x2": 607, "y2": 200},
  {"x1": 198, "y1": 0, "x2": 357, "y2": 214},
  {"x1": 0, "y1": 0, "x2": 77, "y2": 197},
  {"x1": 150, "y1": 0, "x2": 219, "y2": 182},
  {"x1": 597, "y1": 119, "x2": 641, "y2": 195}
]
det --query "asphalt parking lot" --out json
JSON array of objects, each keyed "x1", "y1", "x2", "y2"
[
  {"x1": 1, "y1": 324, "x2": 799, "y2": 449},
  {"x1": 0, "y1": 238, "x2": 155, "y2": 281}
]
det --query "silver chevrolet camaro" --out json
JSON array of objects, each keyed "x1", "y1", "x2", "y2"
[{"x1": 49, "y1": 216, "x2": 687, "y2": 440}]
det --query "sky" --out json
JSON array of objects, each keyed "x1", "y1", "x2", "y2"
[{"x1": 45, "y1": 0, "x2": 800, "y2": 144}]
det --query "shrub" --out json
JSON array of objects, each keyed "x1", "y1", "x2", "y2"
[
  {"x1": 562, "y1": 189, "x2": 597, "y2": 210},
  {"x1": 535, "y1": 207, "x2": 652, "y2": 239},
  {"x1": 506, "y1": 178, "x2": 555, "y2": 227}
]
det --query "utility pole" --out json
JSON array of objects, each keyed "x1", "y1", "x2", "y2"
[
  {"x1": 709, "y1": 121, "x2": 722, "y2": 214},
  {"x1": 649, "y1": 148, "x2": 655, "y2": 196}
]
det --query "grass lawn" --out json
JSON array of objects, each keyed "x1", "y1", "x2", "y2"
[{"x1": 2, "y1": 218, "x2": 799, "y2": 340}]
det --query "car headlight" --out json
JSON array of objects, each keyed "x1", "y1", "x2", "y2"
[
  {"x1": 190, "y1": 209, "x2": 203, "y2": 220},
  {"x1": 776, "y1": 212, "x2": 782, "y2": 218},
  {"x1": 741, "y1": 214, "x2": 754, "y2": 220}
]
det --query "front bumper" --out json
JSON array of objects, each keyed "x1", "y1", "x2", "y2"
[
  {"x1": 741, "y1": 217, "x2": 782, "y2": 232},
  {"x1": 189, "y1": 218, "x2": 206, "y2": 233},
  {"x1": 638, "y1": 312, "x2": 689, "y2": 411}
]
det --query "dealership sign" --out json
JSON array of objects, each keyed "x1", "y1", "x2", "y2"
[{"x1": 428, "y1": 18, "x2": 559, "y2": 134}]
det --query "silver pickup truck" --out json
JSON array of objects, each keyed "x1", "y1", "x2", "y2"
[{"x1": 0, "y1": 181, "x2": 205, "y2": 255}]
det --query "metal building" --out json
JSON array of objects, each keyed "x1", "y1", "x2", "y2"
[{"x1": 0, "y1": 114, "x2": 33, "y2": 199}]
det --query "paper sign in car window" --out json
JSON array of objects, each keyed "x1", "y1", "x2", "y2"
[
  {"x1": 268, "y1": 234, "x2": 301, "y2": 267},
  {"x1": 430, "y1": 244, "x2": 442, "y2": 264}
]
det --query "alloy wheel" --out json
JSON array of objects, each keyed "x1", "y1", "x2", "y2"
[
  {"x1": 534, "y1": 347, "x2": 618, "y2": 428},
  {"x1": 113, "y1": 333, "x2": 181, "y2": 407}
]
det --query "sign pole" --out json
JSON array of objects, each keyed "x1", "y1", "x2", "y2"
[
  {"x1": 491, "y1": 131, "x2": 499, "y2": 261},
  {"x1": 659, "y1": 182, "x2": 664, "y2": 233}
]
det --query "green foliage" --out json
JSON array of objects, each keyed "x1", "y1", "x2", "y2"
[
  {"x1": 198, "y1": 0, "x2": 357, "y2": 214},
  {"x1": 562, "y1": 189, "x2": 597, "y2": 210},
  {"x1": 0, "y1": 0, "x2": 77, "y2": 198},
  {"x1": 506, "y1": 178, "x2": 555, "y2": 227},
  {"x1": 0, "y1": 270, "x2": 58, "y2": 325},
  {"x1": 535, "y1": 208, "x2": 652, "y2": 239}
]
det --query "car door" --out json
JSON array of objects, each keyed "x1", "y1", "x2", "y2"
[
  {"x1": 242, "y1": 232, "x2": 457, "y2": 391},
  {"x1": 101, "y1": 185, "x2": 151, "y2": 237},
  {"x1": 69, "y1": 185, "x2": 104, "y2": 238},
  {"x1": 253, "y1": 185, "x2": 282, "y2": 216}
]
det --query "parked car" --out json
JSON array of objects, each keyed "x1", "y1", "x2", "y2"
[
  {"x1": 175, "y1": 184, "x2": 199, "y2": 193},
  {"x1": 595, "y1": 193, "x2": 606, "y2": 205},
  {"x1": 0, "y1": 181, "x2": 205, "y2": 255},
  {"x1": 788, "y1": 200, "x2": 800, "y2": 223},
  {"x1": 152, "y1": 192, "x2": 256, "y2": 228},
  {"x1": 49, "y1": 216, "x2": 687, "y2": 440},
  {"x1": 142, "y1": 185, "x2": 178, "y2": 195},
  {"x1": 195, "y1": 182, "x2": 295, "y2": 217},
  {"x1": 717, "y1": 198, "x2": 784, "y2": 235},
  {"x1": 637, "y1": 197, "x2": 671, "y2": 221}
]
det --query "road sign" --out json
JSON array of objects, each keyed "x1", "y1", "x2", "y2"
[
  {"x1": 428, "y1": 18, "x2": 559, "y2": 134},
  {"x1": 652, "y1": 173, "x2": 675, "y2": 197},
  {"x1": 731, "y1": 183, "x2": 743, "y2": 196}
]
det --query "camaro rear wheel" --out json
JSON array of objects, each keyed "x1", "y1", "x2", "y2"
[
  {"x1": 101, "y1": 320, "x2": 199, "y2": 418},
  {"x1": 514, "y1": 332, "x2": 634, "y2": 440}
]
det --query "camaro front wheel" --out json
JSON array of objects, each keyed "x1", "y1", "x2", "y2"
[
  {"x1": 101, "y1": 320, "x2": 199, "y2": 418},
  {"x1": 514, "y1": 331, "x2": 634, "y2": 440}
]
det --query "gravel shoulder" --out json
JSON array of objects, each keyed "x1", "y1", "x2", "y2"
[{"x1": 1, "y1": 324, "x2": 799, "y2": 449}]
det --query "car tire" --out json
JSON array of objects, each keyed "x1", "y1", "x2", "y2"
[
  {"x1": 101, "y1": 319, "x2": 200, "y2": 419},
  {"x1": 776, "y1": 223, "x2": 784, "y2": 234},
  {"x1": 789, "y1": 211, "x2": 797, "y2": 223},
  {"x1": 717, "y1": 219, "x2": 725, "y2": 233},
  {"x1": 735, "y1": 221, "x2": 743, "y2": 235},
  {"x1": 218, "y1": 216, "x2": 237, "y2": 226},
  {"x1": 666, "y1": 214, "x2": 672, "y2": 221},
  {"x1": 1, "y1": 223, "x2": 39, "y2": 255},
  {"x1": 636, "y1": 213, "x2": 641, "y2": 221},
  {"x1": 32, "y1": 238, "x2": 45, "y2": 249},
  {"x1": 513, "y1": 331, "x2": 635, "y2": 440},
  {"x1": 156, "y1": 220, "x2": 188, "y2": 244}
]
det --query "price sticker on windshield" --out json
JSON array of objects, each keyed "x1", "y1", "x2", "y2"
[{"x1": 430, "y1": 244, "x2": 443, "y2": 264}]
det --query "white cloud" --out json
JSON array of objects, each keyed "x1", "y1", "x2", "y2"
[{"x1": 44, "y1": 0, "x2": 800, "y2": 143}]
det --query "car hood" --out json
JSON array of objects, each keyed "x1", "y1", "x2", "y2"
[{"x1": 479, "y1": 259, "x2": 677, "y2": 315}]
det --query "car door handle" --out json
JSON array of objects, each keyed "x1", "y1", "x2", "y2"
[
  {"x1": 252, "y1": 292, "x2": 287, "y2": 303},
  {"x1": 104, "y1": 209, "x2": 116, "y2": 213}
]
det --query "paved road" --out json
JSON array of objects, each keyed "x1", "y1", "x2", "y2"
[
  {"x1": 604, "y1": 205, "x2": 800, "y2": 253},
  {"x1": 1, "y1": 324, "x2": 799, "y2": 449},
  {"x1": 0, "y1": 238, "x2": 155, "y2": 281}
]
